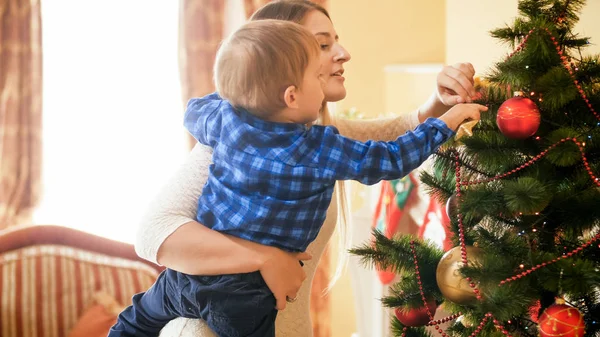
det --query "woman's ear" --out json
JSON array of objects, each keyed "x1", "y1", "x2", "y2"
[{"x1": 283, "y1": 85, "x2": 299, "y2": 109}]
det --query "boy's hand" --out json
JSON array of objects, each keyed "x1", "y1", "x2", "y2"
[{"x1": 438, "y1": 103, "x2": 488, "y2": 131}]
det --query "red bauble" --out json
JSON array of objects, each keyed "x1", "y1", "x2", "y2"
[
  {"x1": 377, "y1": 269, "x2": 396, "y2": 284},
  {"x1": 496, "y1": 95, "x2": 541, "y2": 139},
  {"x1": 394, "y1": 297, "x2": 438, "y2": 327},
  {"x1": 539, "y1": 302, "x2": 585, "y2": 337}
]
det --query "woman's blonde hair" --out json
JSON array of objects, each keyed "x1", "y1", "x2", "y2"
[
  {"x1": 251, "y1": 0, "x2": 352, "y2": 292},
  {"x1": 214, "y1": 19, "x2": 320, "y2": 117}
]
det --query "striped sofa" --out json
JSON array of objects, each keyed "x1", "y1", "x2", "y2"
[{"x1": 0, "y1": 225, "x2": 163, "y2": 337}]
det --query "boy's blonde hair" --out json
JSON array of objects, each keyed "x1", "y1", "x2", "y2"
[
  {"x1": 252, "y1": 1, "x2": 351, "y2": 294},
  {"x1": 214, "y1": 19, "x2": 320, "y2": 117}
]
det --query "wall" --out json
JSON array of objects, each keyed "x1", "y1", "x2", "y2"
[
  {"x1": 446, "y1": 0, "x2": 600, "y2": 75},
  {"x1": 329, "y1": 0, "x2": 446, "y2": 118},
  {"x1": 326, "y1": 1, "x2": 446, "y2": 336}
]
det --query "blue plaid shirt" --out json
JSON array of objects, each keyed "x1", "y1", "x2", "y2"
[{"x1": 184, "y1": 93, "x2": 455, "y2": 252}]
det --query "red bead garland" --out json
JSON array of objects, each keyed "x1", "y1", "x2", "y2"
[
  {"x1": 459, "y1": 138, "x2": 600, "y2": 188},
  {"x1": 410, "y1": 241, "x2": 438, "y2": 322},
  {"x1": 400, "y1": 26, "x2": 600, "y2": 337},
  {"x1": 499, "y1": 232, "x2": 600, "y2": 286},
  {"x1": 426, "y1": 313, "x2": 463, "y2": 327},
  {"x1": 507, "y1": 28, "x2": 599, "y2": 121},
  {"x1": 470, "y1": 314, "x2": 491, "y2": 337},
  {"x1": 452, "y1": 138, "x2": 600, "y2": 286},
  {"x1": 452, "y1": 151, "x2": 483, "y2": 301}
]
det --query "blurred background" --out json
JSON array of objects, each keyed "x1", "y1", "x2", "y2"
[{"x1": 1, "y1": 1, "x2": 599, "y2": 336}]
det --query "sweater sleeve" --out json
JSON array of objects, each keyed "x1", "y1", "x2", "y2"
[
  {"x1": 134, "y1": 143, "x2": 213, "y2": 264},
  {"x1": 333, "y1": 109, "x2": 421, "y2": 142}
]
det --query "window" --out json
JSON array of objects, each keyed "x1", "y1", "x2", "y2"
[{"x1": 35, "y1": 1, "x2": 188, "y2": 243}]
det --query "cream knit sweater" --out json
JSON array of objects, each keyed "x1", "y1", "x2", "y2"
[{"x1": 135, "y1": 111, "x2": 420, "y2": 337}]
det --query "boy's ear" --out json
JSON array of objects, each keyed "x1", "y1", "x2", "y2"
[{"x1": 283, "y1": 85, "x2": 299, "y2": 109}]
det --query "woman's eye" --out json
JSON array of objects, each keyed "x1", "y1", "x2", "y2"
[{"x1": 320, "y1": 44, "x2": 330, "y2": 50}]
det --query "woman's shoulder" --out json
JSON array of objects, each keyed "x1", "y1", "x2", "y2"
[{"x1": 188, "y1": 143, "x2": 214, "y2": 166}]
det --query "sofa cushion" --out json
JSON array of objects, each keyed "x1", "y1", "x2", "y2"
[{"x1": 67, "y1": 291, "x2": 125, "y2": 337}]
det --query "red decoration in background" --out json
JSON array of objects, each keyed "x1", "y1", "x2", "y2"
[
  {"x1": 371, "y1": 179, "x2": 408, "y2": 284},
  {"x1": 496, "y1": 94, "x2": 541, "y2": 139},
  {"x1": 538, "y1": 301, "x2": 585, "y2": 337},
  {"x1": 372, "y1": 174, "x2": 452, "y2": 285},
  {"x1": 419, "y1": 197, "x2": 453, "y2": 252},
  {"x1": 394, "y1": 297, "x2": 438, "y2": 327}
]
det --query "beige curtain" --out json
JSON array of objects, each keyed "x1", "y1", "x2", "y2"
[
  {"x1": 178, "y1": 0, "x2": 225, "y2": 148},
  {"x1": 0, "y1": 0, "x2": 43, "y2": 229}
]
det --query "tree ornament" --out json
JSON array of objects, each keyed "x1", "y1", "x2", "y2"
[
  {"x1": 496, "y1": 92, "x2": 541, "y2": 139},
  {"x1": 394, "y1": 297, "x2": 438, "y2": 327},
  {"x1": 456, "y1": 120, "x2": 479, "y2": 140},
  {"x1": 436, "y1": 246, "x2": 483, "y2": 305},
  {"x1": 539, "y1": 298, "x2": 585, "y2": 337},
  {"x1": 445, "y1": 194, "x2": 459, "y2": 221},
  {"x1": 529, "y1": 300, "x2": 541, "y2": 323},
  {"x1": 446, "y1": 193, "x2": 483, "y2": 226}
]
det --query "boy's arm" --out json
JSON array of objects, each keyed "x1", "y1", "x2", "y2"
[
  {"x1": 314, "y1": 118, "x2": 454, "y2": 185},
  {"x1": 183, "y1": 93, "x2": 223, "y2": 146}
]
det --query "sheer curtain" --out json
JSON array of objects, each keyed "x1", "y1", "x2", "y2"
[{"x1": 35, "y1": 1, "x2": 188, "y2": 243}]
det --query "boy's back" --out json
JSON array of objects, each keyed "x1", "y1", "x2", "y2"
[
  {"x1": 184, "y1": 93, "x2": 456, "y2": 252},
  {"x1": 185, "y1": 94, "x2": 335, "y2": 252}
]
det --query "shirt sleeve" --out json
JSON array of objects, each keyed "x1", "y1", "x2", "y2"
[
  {"x1": 183, "y1": 93, "x2": 223, "y2": 147},
  {"x1": 313, "y1": 118, "x2": 454, "y2": 185}
]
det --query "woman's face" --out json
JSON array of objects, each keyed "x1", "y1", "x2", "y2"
[{"x1": 302, "y1": 10, "x2": 351, "y2": 103}]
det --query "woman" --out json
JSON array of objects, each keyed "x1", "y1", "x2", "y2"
[{"x1": 136, "y1": 1, "x2": 477, "y2": 336}]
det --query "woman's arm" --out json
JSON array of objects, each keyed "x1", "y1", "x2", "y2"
[
  {"x1": 333, "y1": 111, "x2": 419, "y2": 142},
  {"x1": 135, "y1": 143, "x2": 261, "y2": 274},
  {"x1": 334, "y1": 62, "x2": 477, "y2": 141},
  {"x1": 135, "y1": 143, "x2": 309, "y2": 309}
]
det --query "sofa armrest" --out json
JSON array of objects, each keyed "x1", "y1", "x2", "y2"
[{"x1": 0, "y1": 224, "x2": 163, "y2": 272}]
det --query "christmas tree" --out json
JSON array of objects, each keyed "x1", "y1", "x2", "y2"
[{"x1": 351, "y1": 1, "x2": 600, "y2": 337}]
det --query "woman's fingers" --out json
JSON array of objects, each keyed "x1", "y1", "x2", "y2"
[
  {"x1": 437, "y1": 63, "x2": 478, "y2": 106},
  {"x1": 437, "y1": 71, "x2": 471, "y2": 104},
  {"x1": 258, "y1": 248, "x2": 309, "y2": 310},
  {"x1": 452, "y1": 62, "x2": 476, "y2": 85}
]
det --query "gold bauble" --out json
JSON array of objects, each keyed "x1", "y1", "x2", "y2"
[{"x1": 436, "y1": 246, "x2": 483, "y2": 305}]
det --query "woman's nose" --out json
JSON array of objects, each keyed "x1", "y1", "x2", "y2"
[{"x1": 333, "y1": 44, "x2": 351, "y2": 62}]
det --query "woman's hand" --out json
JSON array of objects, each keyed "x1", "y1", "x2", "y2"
[
  {"x1": 436, "y1": 62, "x2": 477, "y2": 106},
  {"x1": 418, "y1": 62, "x2": 478, "y2": 122},
  {"x1": 257, "y1": 246, "x2": 312, "y2": 311}
]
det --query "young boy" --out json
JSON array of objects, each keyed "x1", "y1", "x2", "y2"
[{"x1": 111, "y1": 20, "x2": 486, "y2": 337}]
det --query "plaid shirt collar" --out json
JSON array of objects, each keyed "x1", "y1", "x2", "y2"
[{"x1": 234, "y1": 106, "x2": 308, "y2": 134}]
